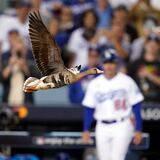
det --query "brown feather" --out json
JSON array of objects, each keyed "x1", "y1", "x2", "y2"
[{"x1": 29, "y1": 11, "x2": 65, "y2": 76}]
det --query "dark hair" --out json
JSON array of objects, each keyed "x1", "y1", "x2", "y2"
[
  {"x1": 112, "y1": 5, "x2": 128, "y2": 19},
  {"x1": 81, "y1": 9, "x2": 99, "y2": 27},
  {"x1": 113, "y1": 5, "x2": 128, "y2": 13},
  {"x1": 8, "y1": 29, "x2": 19, "y2": 35}
]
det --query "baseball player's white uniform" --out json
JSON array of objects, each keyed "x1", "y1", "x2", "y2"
[{"x1": 82, "y1": 72, "x2": 144, "y2": 160}]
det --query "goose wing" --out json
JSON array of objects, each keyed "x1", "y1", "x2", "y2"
[{"x1": 29, "y1": 11, "x2": 65, "y2": 76}]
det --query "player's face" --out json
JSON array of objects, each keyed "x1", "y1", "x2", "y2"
[{"x1": 103, "y1": 62, "x2": 118, "y2": 79}]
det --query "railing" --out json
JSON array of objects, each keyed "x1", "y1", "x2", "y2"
[{"x1": 0, "y1": 131, "x2": 150, "y2": 150}]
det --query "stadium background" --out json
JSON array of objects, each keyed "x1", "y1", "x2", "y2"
[{"x1": 0, "y1": 0, "x2": 160, "y2": 159}]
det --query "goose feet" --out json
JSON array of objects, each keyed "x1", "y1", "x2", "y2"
[
  {"x1": 23, "y1": 77, "x2": 55, "y2": 92},
  {"x1": 23, "y1": 77, "x2": 40, "y2": 92}
]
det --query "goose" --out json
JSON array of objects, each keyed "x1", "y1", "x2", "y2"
[{"x1": 23, "y1": 11, "x2": 104, "y2": 93}]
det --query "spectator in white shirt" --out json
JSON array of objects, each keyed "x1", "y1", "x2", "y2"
[
  {"x1": 0, "y1": 0, "x2": 31, "y2": 52},
  {"x1": 67, "y1": 9, "x2": 99, "y2": 67}
]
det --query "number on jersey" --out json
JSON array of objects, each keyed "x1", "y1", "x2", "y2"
[{"x1": 114, "y1": 99, "x2": 126, "y2": 110}]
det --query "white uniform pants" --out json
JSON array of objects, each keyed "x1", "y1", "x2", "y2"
[{"x1": 95, "y1": 118, "x2": 134, "y2": 160}]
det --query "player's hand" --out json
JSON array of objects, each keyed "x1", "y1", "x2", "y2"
[
  {"x1": 133, "y1": 131, "x2": 143, "y2": 145},
  {"x1": 82, "y1": 131, "x2": 91, "y2": 144}
]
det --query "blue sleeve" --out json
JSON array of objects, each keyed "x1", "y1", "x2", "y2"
[
  {"x1": 83, "y1": 106, "x2": 95, "y2": 131},
  {"x1": 132, "y1": 102, "x2": 142, "y2": 131},
  {"x1": 68, "y1": 82, "x2": 84, "y2": 104}
]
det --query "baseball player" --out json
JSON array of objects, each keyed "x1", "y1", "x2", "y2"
[{"x1": 82, "y1": 49, "x2": 144, "y2": 160}]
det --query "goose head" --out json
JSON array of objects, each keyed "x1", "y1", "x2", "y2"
[
  {"x1": 75, "y1": 67, "x2": 104, "y2": 81},
  {"x1": 89, "y1": 68, "x2": 104, "y2": 74},
  {"x1": 68, "y1": 65, "x2": 81, "y2": 74}
]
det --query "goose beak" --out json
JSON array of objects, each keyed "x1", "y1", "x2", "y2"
[
  {"x1": 96, "y1": 69, "x2": 104, "y2": 74},
  {"x1": 78, "y1": 65, "x2": 81, "y2": 70}
]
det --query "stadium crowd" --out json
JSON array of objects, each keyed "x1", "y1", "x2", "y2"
[{"x1": 0, "y1": 0, "x2": 160, "y2": 106}]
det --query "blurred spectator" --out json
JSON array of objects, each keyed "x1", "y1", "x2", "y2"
[
  {"x1": 48, "y1": 16, "x2": 71, "y2": 49},
  {"x1": 48, "y1": 6, "x2": 75, "y2": 49},
  {"x1": 1, "y1": 31, "x2": 37, "y2": 105},
  {"x1": 48, "y1": 18, "x2": 59, "y2": 37},
  {"x1": 112, "y1": 5, "x2": 138, "y2": 42},
  {"x1": 95, "y1": 0, "x2": 113, "y2": 28},
  {"x1": 69, "y1": 47, "x2": 102, "y2": 104},
  {"x1": 58, "y1": 6, "x2": 76, "y2": 48},
  {"x1": 129, "y1": 33, "x2": 160, "y2": 102},
  {"x1": 50, "y1": 1, "x2": 64, "y2": 18},
  {"x1": 38, "y1": 0, "x2": 63, "y2": 17},
  {"x1": 59, "y1": 6, "x2": 75, "y2": 32},
  {"x1": 108, "y1": 0, "x2": 137, "y2": 9},
  {"x1": 31, "y1": 0, "x2": 41, "y2": 11},
  {"x1": 138, "y1": 15, "x2": 159, "y2": 37},
  {"x1": 0, "y1": 0, "x2": 31, "y2": 52},
  {"x1": 99, "y1": 20, "x2": 130, "y2": 63},
  {"x1": 31, "y1": 0, "x2": 52, "y2": 24},
  {"x1": 129, "y1": 0, "x2": 160, "y2": 36},
  {"x1": 67, "y1": 9, "x2": 98, "y2": 67},
  {"x1": 15, "y1": 0, "x2": 31, "y2": 23},
  {"x1": 130, "y1": 17, "x2": 158, "y2": 62},
  {"x1": 63, "y1": 0, "x2": 94, "y2": 26}
]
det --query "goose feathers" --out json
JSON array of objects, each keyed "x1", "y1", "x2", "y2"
[{"x1": 29, "y1": 11, "x2": 65, "y2": 76}]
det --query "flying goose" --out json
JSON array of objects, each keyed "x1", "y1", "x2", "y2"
[{"x1": 23, "y1": 11, "x2": 103, "y2": 92}]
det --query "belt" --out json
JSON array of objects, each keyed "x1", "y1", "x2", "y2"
[{"x1": 101, "y1": 117, "x2": 128, "y2": 124}]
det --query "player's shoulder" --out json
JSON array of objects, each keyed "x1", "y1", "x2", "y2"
[
  {"x1": 117, "y1": 72, "x2": 135, "y2": 83},
  {"x1": 88, "y1": 74, "x2": 105, "y2": 86}
]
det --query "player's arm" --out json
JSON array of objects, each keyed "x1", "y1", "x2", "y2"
[
  {"x1": 132, "y1": 102, "x2": 143, "y2": 145},
  {"x1": 132, "y1": 102, "x2": 142, "y2": 131},
  {"x1": 68, "y1": 82, "x2": 84, "y2": 104},
  {"x1": 82, "y1": 81, "x2": 96, "y2": 143},
  {"x1": 129, "y1": 78, "x2": 144, "y2": 145},
  {"x1": 82, "y1": 106, "x2": 95, "y2": 143},
  {"x1": 83, "y1": 106, "x2": 95, "y2": 131}
]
